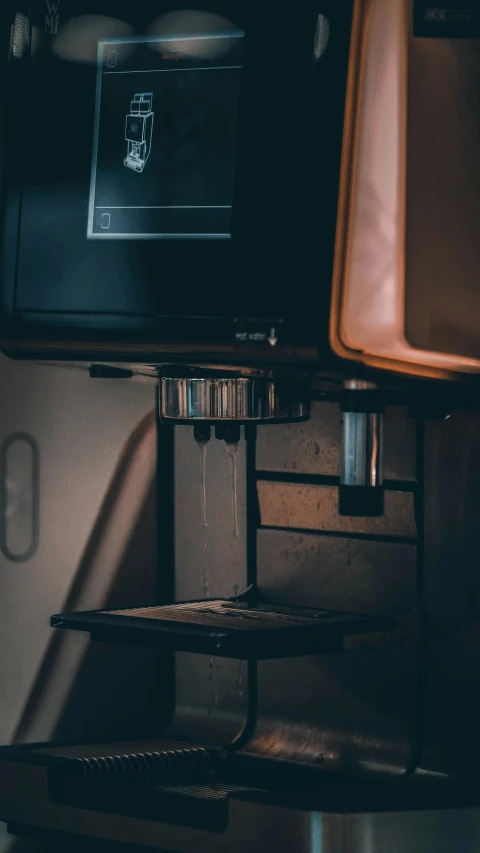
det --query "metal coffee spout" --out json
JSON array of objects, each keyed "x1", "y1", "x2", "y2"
[
  {"x1": 159, "y1": 368, "x2": 311, "y2": 425},
  {"x1": 339, "y1": 380, "x2": 384, "y2": 517}
]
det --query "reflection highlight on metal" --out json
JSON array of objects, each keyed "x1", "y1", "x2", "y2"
[
  {"x1": 313, "y1": 14, "x2": 330, "y2": 62},
  {"x1": 160, "y1": 377, "x2": 309, "y2": 423},
  {"x1": 341, "y1": 412, "x2": 383, "y2": 488},
  {"x1": 10, "y1": 13, "x2": 30, "y2": 60}
]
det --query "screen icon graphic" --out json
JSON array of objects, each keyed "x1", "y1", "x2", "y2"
[{"x1": 124, "y1": 93, "x2": 154, "y2": 174}]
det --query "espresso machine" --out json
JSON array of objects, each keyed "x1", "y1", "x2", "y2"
[
  {"x1": 124, "y1": 93, "x2": 154, "y2": 173},
  {"x1": 1, "y1": 0, "x2": 480, "y2": 851}
]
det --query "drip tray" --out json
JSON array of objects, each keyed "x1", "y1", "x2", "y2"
[
  {"x1": 0, "y1": 740, "x2": 253, "y2": 833},
  {"x1": 51, "y1": 599, "x2": 393, "y2": 658},
  {"x1": 49, "y1": 777, "x2": 254, "y2": 832}
]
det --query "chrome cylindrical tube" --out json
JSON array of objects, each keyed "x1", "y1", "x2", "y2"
[
  {"x1": 339, "y1": 381, "x2": 384, "y2": 517},
  {"x1": 341, "y1": 411, "x2": 383, "y2": 488}
]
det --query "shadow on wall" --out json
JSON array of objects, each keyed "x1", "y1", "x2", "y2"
[
  {"x1": 3, "y1": 408, "x2": 163, "y2": 853},
  {"x1": 11, "y1": 409, "x2": 161, "y2": 748}
]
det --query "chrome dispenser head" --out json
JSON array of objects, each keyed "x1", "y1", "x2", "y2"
[
  {"x1": 159, "y1": 369, "x2": 311, "y2": 425},
  {"x1": 339, "y1": 380, "x2": 385, "y2": 517}
]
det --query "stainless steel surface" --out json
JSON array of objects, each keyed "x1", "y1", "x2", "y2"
[
  {"x1": 243, "y1": 562, "x2": 418, "y2": 776},
  {"x1": 341, "y1": 381, "x2": 383, "y2": 491},
  {"x1": 343, "y1": 380, "x2": 376, "y2": 392},
  {"x1": 160, "y1": 376, "x2": 309, "y2": 422},
  {"x1": 342, "y1": 811, "x2": 480, "y2": 853},
  {"x1": 242, "y1": 645, "x2": 418, "y2": 777},
  {"x1": 341, "y1": 412, "x2": 383, "y2": 488},
  {"x1": 0, "y1": 759, "x2": 318, "y2": 853},
  {"x1": 241, "y1": 399, "x2": 418, "y2": 779}
]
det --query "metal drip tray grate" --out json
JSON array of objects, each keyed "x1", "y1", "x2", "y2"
[
  {"x1": 0, "y1": 740, "x2": 253, "y2": 832},
  {"x1": 108, "y1": 601, "x2": 340, "y2": 630},
  {"x1": 32, "y1": 740, "x2": 210, "y2": 779},
  {"x1": 51, "y1": 599, "x2": 393, "y2": 659},
  {"x1": 48, "y1": 774, "x2": 257, "y2": 832}
]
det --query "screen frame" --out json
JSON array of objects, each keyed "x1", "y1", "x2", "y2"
[{"x1": 88, "y1": 30, "x2": 245, "y2": 241}]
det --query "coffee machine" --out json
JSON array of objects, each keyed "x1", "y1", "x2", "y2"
[
  {"x1": 1, "y1": 1, "x2": 480, "y2": 851},
  {"x1": 124, "y1": 93, "x2": 154, "y2": 173}
]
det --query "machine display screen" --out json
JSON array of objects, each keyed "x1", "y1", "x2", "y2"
[{"x1": 87, "y1": 32, "x2": 244, "y2": 239}]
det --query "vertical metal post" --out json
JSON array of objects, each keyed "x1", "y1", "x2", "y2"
[{"x1": 339, "y1": 381, "x2": 385, "y2": 517}]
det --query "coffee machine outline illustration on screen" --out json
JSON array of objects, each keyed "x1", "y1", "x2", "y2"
[{"x1": 124, "y1": 93, "x2": 154, "y2": 173}]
